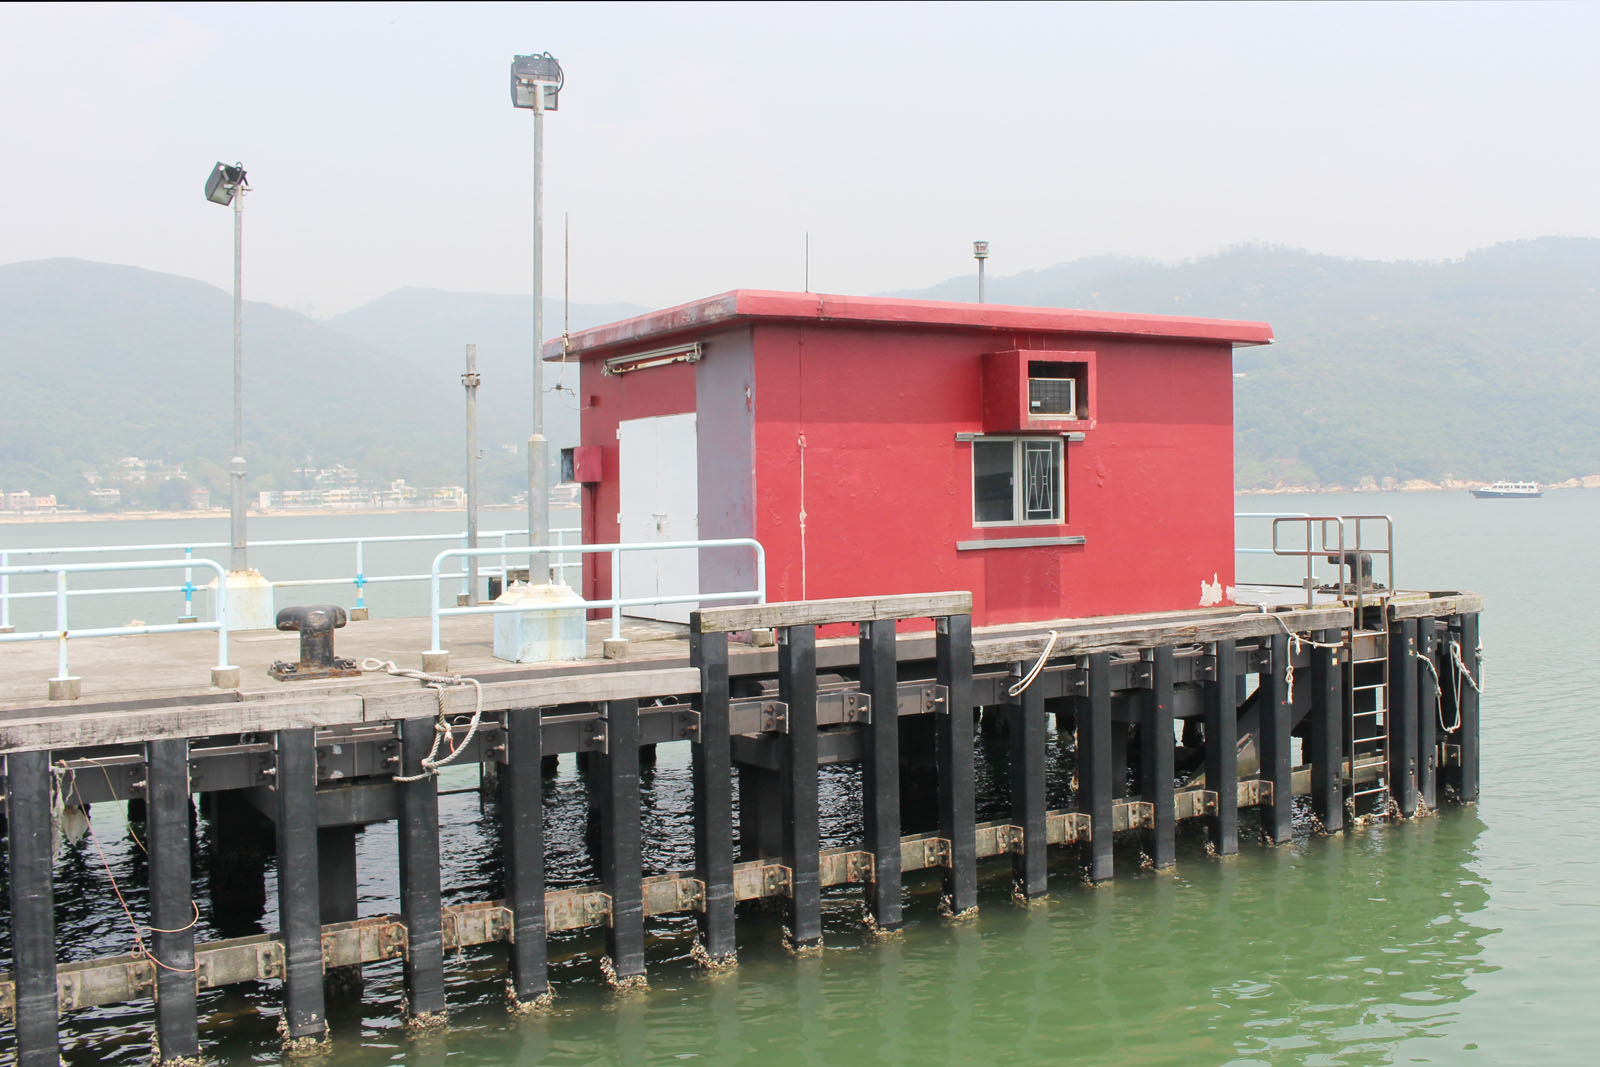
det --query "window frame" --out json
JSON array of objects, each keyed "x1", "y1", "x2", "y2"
[{"x1": 970, "y1": 435, "x2": 1065, "y2": 528}]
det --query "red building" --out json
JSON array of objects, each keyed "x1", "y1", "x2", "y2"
[{"x1": 552, "y1": 291, "x2": 1272, "y2": 628}]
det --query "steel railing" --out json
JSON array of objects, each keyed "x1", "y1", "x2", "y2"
[
  {"x1": 0, "y1": 558, "x2": 236, "y2": 687},
  {"x1": 0, "y1": 527, "x2": 582, "y2": 628},
  {"x1": 1265, "y1": 514, "x2": 1395, "y2": 609},
  {"x1": 428, "y1": 538, "x2": 767, "y2": 653}
]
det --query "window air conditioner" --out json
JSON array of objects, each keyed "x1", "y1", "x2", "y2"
[{"x1": 1028, "y1": 377, "x2": 1076, "y2": 418}]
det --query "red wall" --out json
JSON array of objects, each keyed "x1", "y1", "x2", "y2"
[
  {"x1": 577, "y1": 319, "x2": 1237, "y2": 628},
  {"x1": 749, "y1": 323, "x2": 1235, "y2": 626}
]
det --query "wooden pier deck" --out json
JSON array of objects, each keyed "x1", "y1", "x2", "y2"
[{"x1": 0, "y1": 587, "x2": 1483, "y2": 1064}]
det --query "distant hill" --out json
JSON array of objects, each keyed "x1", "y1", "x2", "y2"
[
  {"x1": 4, "y1": 241, "x2": 1597, "y2": 503},
  {"x1": 0, "y1": 260, "x2": 639, "y2": 506},
  {"x1": 325, "y1": 288, "x2": 645, "y2": 477},
  {"x1": 893, "y1": 238, "x2": 1600, "y2": 487}
]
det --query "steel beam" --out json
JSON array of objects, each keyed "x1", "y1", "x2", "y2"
[
  {"x1": 1140, "y1": 646, "x2": 1175, "y2": 869},
  {"x1": 503, "y1": 707, "x2": 549, "y2": 1000},
  {"x1": 690, "y1": 631, "x2": 736, "y2": 960},
  {"x1": 935, "y1": 614, "x2": 977, "y2": 913},
  {"x1": 274, "y1": 728, "x2": 326, "y2": 1040},
  {"x1": 398, "y1": 717, "x2": 445, "y2": 1018},
  {"x1": 860, "y1": 619, "x2": 903, "y2": 929},
  {"x1": 601, "y1": 699, "x2": 645, "y2": 979},
  {"x1": 148, "y1": 738, "x2": 199, "y2": 1062},
  {"x1": 778, "y1": 625, "x2": 821, "y2": 948},
  {"x1": 1078, "y1": 652, "x2": 1114, "y2": 880}
]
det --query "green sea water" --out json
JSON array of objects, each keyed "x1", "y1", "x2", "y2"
[{"x1": 3, "y1": 490, "x2": 1594, "y2": 1064}]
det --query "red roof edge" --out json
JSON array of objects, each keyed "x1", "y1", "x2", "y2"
[{"x1": 543, "y1": 289, "x2": 1274, "y2": 360}]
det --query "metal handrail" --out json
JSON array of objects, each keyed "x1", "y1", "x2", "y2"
[
  {"x1": 1235, "y1": 512, "x2": 1310, "y2": 556},
  {"x1": 1266, "y1": 514, "x2": 1395, "y2": 610},
  {"x1": 0, "y1": 558, "x2": 235, "y2": 686},
  {"x1": 0, "y1": 527, "x2": 581, "y2": 627},
  {"x1": 428, "y1": 539, "x2": 768, "y2": 653}
]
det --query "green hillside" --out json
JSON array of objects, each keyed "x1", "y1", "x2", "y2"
[
  {"x1": 0, "y1": 261, "x2": 637, "y2": 507},
  {"x1": 3, "y1": 241, "x2": 1596, "y2": 504},
  {"x1": 897, "y1": 238, "x2": 1600, "y2": 487}
]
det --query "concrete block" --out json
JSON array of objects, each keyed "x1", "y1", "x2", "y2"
[
  {"x1": 751, "y1": 628, "x2": 776, "y2": 647},
  {"x1": 48, "y1": 676, "x2": 82, "y2": 701},
  {"x1": 177, "y1": 615, "x2": 198, "y2": 624},
  {"x1": 421, "y1": 651, "x2": 450, "y2": 674},
  {"x1": 602, "y1": 638, "x2": 630, "y2": 660},
  {"x1": 493, "y1": 583, "x2": 587, "y2": 664},
  {"x1": 211, "y1": 665, "x2": 242, "y2": 689},
  {"x1": 206, "y1": 570, "x2": 276, "y2": 632},
  {"x1": 348, "y1": 607, "x2": 369, "y2": 622}
]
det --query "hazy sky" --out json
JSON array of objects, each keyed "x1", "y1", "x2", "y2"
[{"x1": 3, "y1": 1, "x2": 1597, "y2": 317}]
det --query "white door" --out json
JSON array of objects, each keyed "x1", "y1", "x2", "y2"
[{"x1": 618, "y1": 413, "x2": 699, "y2": 623}]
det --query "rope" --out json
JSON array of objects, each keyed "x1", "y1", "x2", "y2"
[
  {"x1": 51, "y1": 762, "x2": 199, "y2": 974},
  {"x1": 362, "y1": 659, "x2": 485, "y2": 782},
  {"x1": 1415, "y1": 649, "x2": 1459, "y2": 733},
  {"x1": 1267, "y1": 614, "x2": 1342, "y2": 708},
  {"x1": 1008, "y1": 630, "x2": 1060, "y2": 697},
  {"x1": 1411, "y1": 637, "x2": 1482, "y2": 735},
  {"x1": 1450, "y1": 640, "x2": 1483, "y2": 693}
]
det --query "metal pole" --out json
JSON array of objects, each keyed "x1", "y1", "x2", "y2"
[
  {"x1": 230, "y1": 187, "x2": 249, "y2": 572},
  {"x1": 527, "y1": 87, "x2": 550, "y2": 572},
  {"x1": 464, "y1": 344, "x2": 481, "y2": 604},
  {"x1": 977, "y1": 257, "x2": 985, "y2": 304},
  {"x1": 54, "y1": 570, "x2": 69, "y2": 682},
  {"x1": 1, "y1": 549, "x2": 11, "y2": 633}
]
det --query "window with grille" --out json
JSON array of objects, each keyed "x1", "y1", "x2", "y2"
[{"x1": 972, "y1": 436, "x2": 1064, "y2": 525}]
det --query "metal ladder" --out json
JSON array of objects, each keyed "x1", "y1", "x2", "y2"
[{"x1": 1346, "y1": 598, "x2": 1392, "y2": 817}]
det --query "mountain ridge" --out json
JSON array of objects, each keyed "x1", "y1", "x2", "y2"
[{"x1": 2, "y1": 239, "x2": 1596, "y2": 504}]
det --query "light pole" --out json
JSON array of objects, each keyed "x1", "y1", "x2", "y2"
[
  {"x1": 462, "y1": 344, "x2": 481, "y2": 605},
  {"x1": 511, "y1": 52, "x2": 563, "y2": 572},
  {"x1": 205, "y1": 162, "x2": 249, "y2": 572},
  {"x1": 973, "y1": 240, "x2": 989, "y2": 304}
]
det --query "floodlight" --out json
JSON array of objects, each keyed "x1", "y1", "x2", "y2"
[
  {"x1": 511, "y1": 53, "x2": 563, "y2": 110},
  {"x1": 973, "y1": 240, "x2": 990, "y2": 260},
  {"x1": 205, "y1": 162, "x2": 246, "y2": 206}
]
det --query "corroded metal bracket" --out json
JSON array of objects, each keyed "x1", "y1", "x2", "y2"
[
  {"x1": 321, "y1": 917, "x2": 407, "y2": 969},
  {"x1": 441, "y1": 903, "x2": 511, "y2": 951},
  {"x1": 546, "y1": 887, "x2": 612, "y2": 933}
]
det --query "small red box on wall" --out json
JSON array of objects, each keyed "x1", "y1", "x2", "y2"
[{"x1": 572, "y1": 445, "x2": 602, "y2": 484}]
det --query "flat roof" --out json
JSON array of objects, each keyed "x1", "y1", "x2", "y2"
[{"x1": 543, "y1": 289, "x2": 1274, "y2": 360}]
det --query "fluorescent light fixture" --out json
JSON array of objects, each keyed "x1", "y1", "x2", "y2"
[
  {"x1": 603, "y1": 342, "x2": 702, "y2": 376},
  {"x1": 205, "y1": 162, "x2": 246, "y2": 206}
]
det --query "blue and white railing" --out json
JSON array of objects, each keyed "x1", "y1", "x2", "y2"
[
  {"x1": 0, "y1": 527, "x2": 582, "y2": 629},
  {"x1": 0, "y1": 558, "x2": 236, "y2": 692}
]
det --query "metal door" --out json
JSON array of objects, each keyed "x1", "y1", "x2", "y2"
[{"x1": 618, "y1": 413, "x2": 699, "y2": 623}]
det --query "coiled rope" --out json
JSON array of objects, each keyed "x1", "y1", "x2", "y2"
[{"x1": 362, "y1": 658, "x2": 485, "y2": 782}]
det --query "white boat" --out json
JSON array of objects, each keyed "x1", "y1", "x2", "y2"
[{"x1": 1471, "y1": 480, "x2": 1542, "y2": 499}]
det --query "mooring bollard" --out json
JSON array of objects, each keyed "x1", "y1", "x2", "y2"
[{"x1": 270, "y1": 604, "x2": 360, "y2": 680}]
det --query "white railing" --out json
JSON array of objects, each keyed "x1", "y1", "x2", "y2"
[
  {"x1": 0, "y1": 558, "x2": 235, "y2": 689},
  {"x1": 0, "y1": 527, "x2": 582, "y2": 628},
  {"x1": 1236, "y1": 512, "x2": 1396, "y2": 606},
  {"x1": 1234, "y1": 512, "x2": 1310, "y2": 556},
  {"x1": 428, "y1": 539, "x2": 768, "y2": 653}
]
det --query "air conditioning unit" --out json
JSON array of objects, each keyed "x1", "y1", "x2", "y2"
[{"x1": 1028, "y1": 376, "x2": 1077, "y2": 418}]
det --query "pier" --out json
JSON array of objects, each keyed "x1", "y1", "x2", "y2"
[{"x1": 0, "y1": 580, "x2": 1481, "y2": 1063}]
